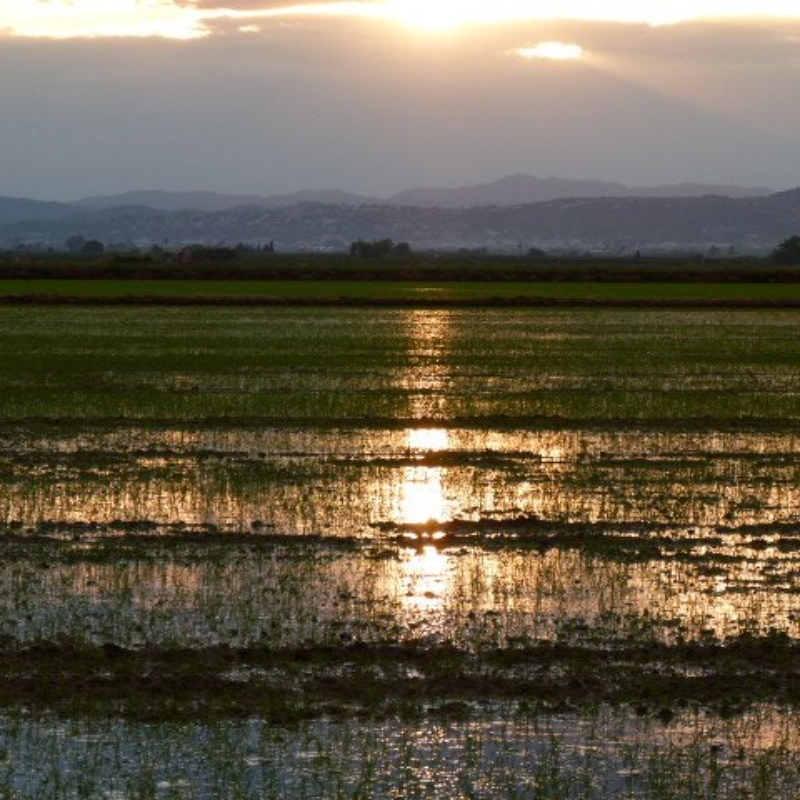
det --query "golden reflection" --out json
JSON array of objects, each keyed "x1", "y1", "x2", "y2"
[
  {"x1": 4, "y1": 428, "x2": 800, "y2": 547},
  {"x1": 393, "y1": 310, "x2": 456, "y2": 527},
  {"x1": 407, "y1": 428, "x2": 449, "y2": 452},
  {"x1": 364, "y1": 312, "x2": 459, "y2": 611},
  {"x1": 397, "y1": 310, "x2": 454, "y2": 421},
  {"x1": 401, "y1": 544, "x2": 453, "y2": 616},
  {"x1": 3, "y1": 429, "x2": 800, "y2": 538},
  {"x1": 400, "y1": 466, "x2": 447, "y2": 525},
  {"x1": 400, "y1": 428, "x2": 451, "y2": 526}
]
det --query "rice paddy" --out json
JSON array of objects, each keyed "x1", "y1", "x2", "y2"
[{"x1": 1, "y1": 306, "x2": 799, "y2": 796}]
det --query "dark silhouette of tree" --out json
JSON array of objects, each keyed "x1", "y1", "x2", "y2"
[
  {"x1": 177, "y1": 246, "x2": 238, "y2": 264},
  {"x1": 82, "y1": 239, "x2": 105, "y2": 255},
  {"x1": 350, "y1": 239, "x2": 411, "y2": 257},
  {"x1": 64, "y1": 236, "x2": 104, "y2": 255},
  {"x1": 65, "y1": 235, "x2": 86, "y2": 253},
  {"x1": 771, "y1": 235, "x2": 800, "y2": 264}
]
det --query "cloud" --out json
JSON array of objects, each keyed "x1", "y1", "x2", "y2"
[
  {"x1": 1, "y1": 0, "x2": 206, "y2": 39},
  {"x1": 578, "y1": 18, "x2": 800, "y2": 66},
  {"x1": 187, "y1": 0, "x2": 800, "y2": 30},
  {"x1": 1, "y1": 6, "x2": 799, "y2": 200},
  {"x1": 186, "y1": 0, "x2": 800, "y2": 24},
  {"x1": 185, "y1": 0, "x2": 372, "y2": 8},
  {"x1": 6, "y1": 1, "x2": 800, "y2": 41},
  {"x1": 512, "y1": 42, "x2": 585, "y2": 62}
]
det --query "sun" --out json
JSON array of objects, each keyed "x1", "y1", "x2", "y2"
[{"x1": 384, "y1": 0, "x2": 475, "y2": 32}]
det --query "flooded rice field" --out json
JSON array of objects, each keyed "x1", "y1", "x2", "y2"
[
  {"x1": 3, "y1": 707, "x2": 800, "y2": 799},
  {"x1": 1, "y1": 307, "x2": 799, "y2": 796},
  {"x1": 3, "y1": 425, "x2": 800, "y2": 649}
]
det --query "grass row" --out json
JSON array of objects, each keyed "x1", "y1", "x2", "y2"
[
  {"x1": 1, "y1": 306, "x2": 799, "y2": 426},
  {"x1": 3, "y1": 279, "x2": 800, "y2": 303}
]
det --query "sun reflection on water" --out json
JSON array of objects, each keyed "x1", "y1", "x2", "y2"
[
  {"x1": 399, "y1": 310, "x2": 454, "y2": 420},
  {"x1": 398, "y1": 429, "x2": 456, "y2": 613},
  {"x1": 401, "y1": 544, "x2": 453, "y2": 616},
  {"x1": 400, "y1": 428, "x2": 451, "y2": 526},
  {"x1": 392, "y1": 310, "x2": 458, "y2": 618},
  {"x1": 407, "y1": 428, "x2": 449, "y2": 452},
  {"x1": 400, "y1": 467, "x2": 447, "y2": 525}
]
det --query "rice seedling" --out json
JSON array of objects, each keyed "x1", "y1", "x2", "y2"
[
  {"x1": 1, "y1": 706, "x2": 799, "y2": 799},
  {"x1": 1, "y1": 305, "x2": 799, "y2": 793}
]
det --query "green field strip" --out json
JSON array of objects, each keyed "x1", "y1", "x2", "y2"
[{"x1": 3, "y1": 279, "x2": 800, "y2": 303}]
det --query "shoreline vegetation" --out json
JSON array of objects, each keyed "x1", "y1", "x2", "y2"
[
  {"x1": 5, "y1": 253, "x2": 800, "y2": 282},
  {"x1": 4, "y1": 293, "x2": 800, "y2": 308},
  {"x1": 3, "y1": 255, "x2": 800, "y2": 306}
]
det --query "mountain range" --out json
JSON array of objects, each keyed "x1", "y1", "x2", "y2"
[
  {"x1": 73, "y1": 175, "x2": 771, "y2": 213},
  {"x1": 1, "y1": 175, "x2": 795, "y2": 254}
]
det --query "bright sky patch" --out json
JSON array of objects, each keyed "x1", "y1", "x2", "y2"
[
  {"x1": 3, "y1": 0, "x2": 800, "y2": 39},
  {"x1": 514, "y1": 42, "x2": 585, "y2": 61},
  {"x1": 1, "y1": 0, "x2": 204, "y2": 39}
]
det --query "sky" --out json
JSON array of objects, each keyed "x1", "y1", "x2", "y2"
[{"x1": 2, "y1": 1, "x2": 800, "y2": 201}]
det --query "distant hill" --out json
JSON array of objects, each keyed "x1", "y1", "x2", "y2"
[
  {"x1": 72, "y1": 175, "x2": 772, "y2": 214},
  {"x1": 387, "y1": 175, "x2": 772, "y2": 208},
  {"x1": 3, "y1": 189, "x2": 799, "y2": 254},
  {"x1": 624, "y1": 182, "x2": 773, "y2": 199},
  {"x1": 0, "y1": 196, "x2": 78, "y2": 226},
  {"x1": 76, "y1": 188, "x2": 377, "y2": 212}
]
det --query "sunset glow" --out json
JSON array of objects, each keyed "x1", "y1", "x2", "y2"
[
  {"x1": 2, "y1": 0, "x2": 204, "y2": 39},
  {"x1": 514, "y1": 42, "x2": 585, "y2": 62},
  {"x1": 383, "y1": 0, "x2": 467, "y2": 32},
  {"x1": 4, "y1": 0, "x2": 800, "y2": 39}
]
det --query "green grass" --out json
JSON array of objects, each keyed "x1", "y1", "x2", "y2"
[
  {"x1": 1, "y1": 306, "x2": 799, "y2": 425},
  {"x1": 3, "y1": 278, "x2": 800, "y2": 302}
]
